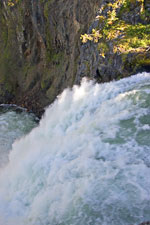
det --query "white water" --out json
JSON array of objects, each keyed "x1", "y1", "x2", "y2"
[
  {"x1": 0, "y1": 107, "x2": 37, "y2": 167},
  {"x1": 0, "y1": 73, "x2": 150, "y2": 225}
]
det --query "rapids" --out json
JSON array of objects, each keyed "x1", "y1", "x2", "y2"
[
  {"x1": 0, "y1": 106, "x2": 37, "y2": 167},
  {"x1": 0, "y1": 73, "x2": 150, "y2": 225}
]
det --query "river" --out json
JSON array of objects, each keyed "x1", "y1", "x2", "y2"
[{"x1": 0, "y1": 73, "x2": 150, "y2": 225}]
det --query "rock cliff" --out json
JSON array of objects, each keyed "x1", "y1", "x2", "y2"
[
  {"x1": 77, "y1": 0, "x2": 150, "y2": 83},
  {"x1": 0, "y1": 0, "x2": 99, "y2": 116},
  {"x1": 0, "y1": 0, "x2": 150, "y2": 116}
]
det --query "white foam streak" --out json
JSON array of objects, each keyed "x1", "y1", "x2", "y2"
[{"x1": 0, "y1": 72, "x2": 150, "y2": 225}]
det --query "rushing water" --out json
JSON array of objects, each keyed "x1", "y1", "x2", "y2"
[
  {"x1": 0, "y1": 105, "x2": 38, "y2": 167},
  {"x1": 0, "y1": 73, "x2": 150, "y2": 225}
]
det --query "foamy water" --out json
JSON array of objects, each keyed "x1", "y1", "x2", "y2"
[
  {"x1": 0, "y1": 73, "x2": 150, "y2": 225},
  {"x1": 0, "y1": 107, "x2": 37, "y2": 167}
]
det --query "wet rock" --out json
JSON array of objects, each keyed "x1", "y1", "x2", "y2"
[{"x1": 139, "y1": 222, "x2": 150, "y2": 225}]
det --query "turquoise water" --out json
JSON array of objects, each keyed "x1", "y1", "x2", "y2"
[
  {"x1": 0, "y1": 73, "x2": 150, "y2": 225},
  {"x1": 0, "y1": 105, "x2": 37, "y2": 167}
]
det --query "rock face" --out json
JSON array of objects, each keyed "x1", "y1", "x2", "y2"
[
  {"x1": 0, "y1": 0, "x2": 150, "y2": 116},
  {"x1": 0, "y1": 0, "x2": 99, "y2": 116},
  {"x1": 76, "y1": 0, "x2": 150, "y2": 83}
]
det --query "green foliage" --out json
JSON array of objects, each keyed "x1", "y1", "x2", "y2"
[
  {"x1": 80, "y1": 0, "x2": 150, "y2": 56},
  {"x1": 98, "y1": 42, "x2": 109, "y2": 57},
  {"x1": 8, "y1": 0, "x2": 19, "y2": 7},
  {"x1": 80, "y1": 29, "x2": 102, "y2": 43}
]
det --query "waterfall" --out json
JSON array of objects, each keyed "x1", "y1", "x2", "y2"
[{"x1": 0, "y1": 73, "x2": 150, "y2": 225}]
